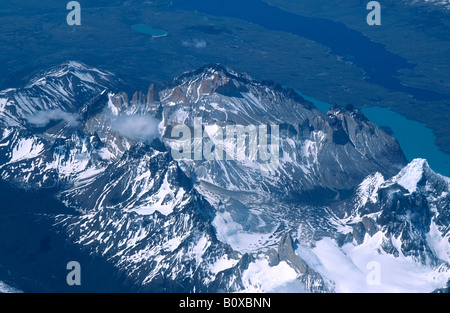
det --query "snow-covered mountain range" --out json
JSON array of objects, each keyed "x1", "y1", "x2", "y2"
[{"x1": 0, "y1": 61, "x2": 448, "y2": 293}]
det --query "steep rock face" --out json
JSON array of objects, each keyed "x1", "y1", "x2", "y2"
[
  {"x1": 160, "y1": 65, "x2": 406, "y2": 200},
  {"x1": 158, "y1": 64, "x2": 407, "y2": 250},
  {"x1": 276, "y1": 234, "x2": 328, "y2": 293}
]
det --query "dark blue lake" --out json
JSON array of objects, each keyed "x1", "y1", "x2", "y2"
[{"x1": 172, "y1": 0, "x2": 450, "y2": 101}]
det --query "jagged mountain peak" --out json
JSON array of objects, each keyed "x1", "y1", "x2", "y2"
[
  {"x1": 344, "y1": 158, "x2": 450, "y2": 266},
  {"x1": 352, "y1": 158, "x2": 448, "y2": 215},
  {"x1": 327, "y1": 103, "x2": 369, "y2": 124},
  {"x1": 164, "y1": 62, "x2": 257, "y2": 105},
  {"x1": 163, "y1": 63, "x2": 315, "y2": 112},
  {"x1": 379, "y1": 158, "x2": 450, "y2": 197},
  {"x1": 171, "y1": 63, "x2": 251, "y2": 86},
  {"x1": 391, "y1": 158, "x2": 431, "y2": 193}
]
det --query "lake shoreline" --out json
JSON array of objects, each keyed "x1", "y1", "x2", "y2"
[{"x1": 296, "y1": 90, "x2": 450, "y2": 177}]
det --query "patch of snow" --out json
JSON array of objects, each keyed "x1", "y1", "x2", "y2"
[
  {"x1": 170, "y1": 107, "x2": 190, "y2": 124},
  {"x1": 208, "y1": 102, "x2": 226, "y2": 113},
  {"x1": 0, "y1": 97, "x2": 7, "y2": 112},
  {"x1": 299, "y1": 236, "x2": 449, "y2": 293},
  {"x1": 426, "y1": 221, "x2": 450, "y2": 263},
  {"x1": 2, "y1": 128, "x2": 12, "y2": 140},
  {"x1": 241, "y1": 259, "x2": 298, "y2": 292},
  {"x1": 47, "y1": 148, "x2": 91, "y2": 179},
  {"x1": 165, "y1": 237, "x2": 182, "y2": 252},
  {"x1": 356, "y1": 172, "x2": 385, "y2": 207},
  {"x1": 209, "y1": 255, "x2": 239, "y2": 274},
  {"x1": 73, "y1": 167, "x2": 105, "y2": 187},
  {"x1": 212, "y1": 210, "x2": 277, "y2": 252},
  {"x1": 0, "y1": 281, "x2": 22, "y2": 293},
  {"x1": 192, "y1": 235, "x2": 210, "y2": 265},
  {"x1": 393, "y1": 159, "x2": 427, "y2": 193},
  {"x1": 10, "y1": 138, "x2": 44, "y2": 163},
  {"x1": 132, "y1": 172, "x2": 185, "y2": 216},
  {"x1": 97, "y1": 147, "x2": 115, "y2": 160},
  {"x1": 107, "y1": 94, "x2": 119, "y2": 116}
]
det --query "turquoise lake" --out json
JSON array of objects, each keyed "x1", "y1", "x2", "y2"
[
  {"x1": 297, "y1": 91, "x2": 450, "y2": 178},
  {"x1": 131, "y1": 24, "x2": 167, "y2": 38}
]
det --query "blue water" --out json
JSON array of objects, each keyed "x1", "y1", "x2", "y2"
[
  {"x1": 172, "y1": 0, "x2": 450, "y2": 101},
  {"x1": 297, "y1": 91, "x2": 450, "y2": 177},
  {"x1": 131, "y1": 24, "x2": 167, "y2": 37}
]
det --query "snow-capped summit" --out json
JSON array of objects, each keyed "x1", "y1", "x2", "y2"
[
  {"x1": 391, "y1": 158, "x2": 430, "y2": 193},
  {"x1": 0, "y1": 61, "x2": 121, "y2": 127},
  {"x1": 25, "y1": 61, "x2": 113, "y2": 88}
]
